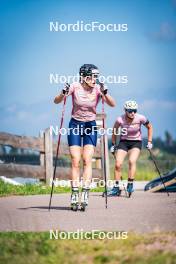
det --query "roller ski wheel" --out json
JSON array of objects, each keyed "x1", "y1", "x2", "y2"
[
  {"x1": 70, "y1": 188, "x2": 79, "y2": 211},
  {"x1": 80, "y1": 188, "x2": 89, "y2": 211},
  {"x1": 127, "y1": 183, "x2": 134, "y2": 198},
  {"x1": 128, "y1": 192, "x2": 132, "y2": 198},
  {"x1": 105, "y1": 186, "x2": 121, "y2": 197},
  {"x1": 80, "y1": 203, "x2": 87, "y2": 212},
  {"x1": 71, "y1": 203, "x2": 79, "y2": 211},
  {"x1": 102, "y1": 191, "x2": 122, "y2": 197}
]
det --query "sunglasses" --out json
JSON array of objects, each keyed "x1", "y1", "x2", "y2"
[
  {"x1": 92, "y1": 74, "x2": 99, "y2": 79},
  {"x1": 85, "y1": 75, "x2": 99, "y2": 80},
  {"x1": 126, "y1": 109, "x2": 137, "y2": 113}
]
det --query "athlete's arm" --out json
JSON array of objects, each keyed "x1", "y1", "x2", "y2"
[
  {"x1": 102, "y1": 94, "x2": 116, "y2": 107},
  {"x1": 54, "y1": 93, "x2": 65, "y2": 104},
  {"x1": 145, "y1": 122, "x2": 153, "y2": 143},
  {"x1": 98, "y1": 82, "x2": 115, "y2": 107},
  {"x1": 54, "y1": 83, "x2": 71, "y2": 104}
]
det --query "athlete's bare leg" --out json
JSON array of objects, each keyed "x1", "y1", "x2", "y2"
[
  {"x1": 114, "y1": 149, "x2": 128, "y2": 181},
  {"x1": 82, "y1": 144, "x2": 95, "y2": 187},
  {"x1": 69, "y1": 146, "x2": 82, "y2": 187},
  {"x1": 128, "y1": 148, "x2": 140, "y2": 179}
]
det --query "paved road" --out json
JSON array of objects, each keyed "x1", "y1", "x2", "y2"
[{"x1": 0, "y1": 191, "x2": 176, "y2": 233}]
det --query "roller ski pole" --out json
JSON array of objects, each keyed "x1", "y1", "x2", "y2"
[
  {"x1": 121, "y1": 177, "x2": 128, "y2": 197},
  {"x1": 148, "y1": 149, "x2": 169, "y2": 196},
  {"x1": 48, "y1": 84, "x2": 69, "y2": 211},
  {"x1": 102, "y1": 96, "x2": 108, "y2": 208}
]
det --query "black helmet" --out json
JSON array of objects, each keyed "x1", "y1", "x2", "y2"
[{"x1": 79, "y1": 64, "x2": 99, "y2": 77}]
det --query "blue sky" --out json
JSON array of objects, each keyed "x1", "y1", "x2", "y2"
[{"x1": 0, "y1": 0, "x2": 176, "y2": 139}]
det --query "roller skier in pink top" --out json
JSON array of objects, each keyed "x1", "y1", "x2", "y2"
[
  {"x1": 108, "y1": 100, "x2": 153, "y2": 197},
  {"x1": 54, "y1": 64, "x2": 115, "y2": 210}
]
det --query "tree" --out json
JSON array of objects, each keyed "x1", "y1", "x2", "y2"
[{"x1": 165, "y1": 131, "x2": 173, "y2": 147}]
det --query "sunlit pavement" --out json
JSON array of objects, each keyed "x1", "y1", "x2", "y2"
[{"x1": 0, "y1": 191, "x2": 175, "y2": 233}]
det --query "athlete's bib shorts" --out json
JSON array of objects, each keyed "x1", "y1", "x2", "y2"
[{"x1": 68, "y1": 118, "x2": 98, "y2": 147}]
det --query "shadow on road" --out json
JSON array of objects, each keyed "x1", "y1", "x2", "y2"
[
  {"x1": 91, "y1": 193, "x2": 130, "y2": 198},
  {"x1": 18, "y1": 206, "x2": 71, "y2": 211}
]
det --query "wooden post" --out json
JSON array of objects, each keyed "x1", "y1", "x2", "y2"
[
  {"x1": 95, "y1": 158, "x2": 102, "y2": 169},
  {"x1": 100, "y1": 136, "x2": 105, "y2": 180},
  {"x1": 44, "y1": 128, "x2": 53, "y2": 185},
  {"x1": 39, "y1": 130, "x2": 45, "y2": 167},
  {"x1": 104, "y1": 132, "x2": 110, "y2": 180},
  {"x1": 96, "y1": 114, "x2": 110, "y2": 181}
]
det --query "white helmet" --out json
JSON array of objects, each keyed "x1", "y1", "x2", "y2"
[{"x1": 124, "y1": 100, "x2": 138, "y2": 110}]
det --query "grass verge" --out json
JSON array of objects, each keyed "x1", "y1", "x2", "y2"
[
  {"x1": 0, "y1": 179, "x2": 104, "y2": 197},
  {"x1": 0, "y1": 231, "x2": 175, "y2": 264}
]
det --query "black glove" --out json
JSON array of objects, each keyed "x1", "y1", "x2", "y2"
[
  {"x1": 99, "y1": 82, "x2": 108, "y2": 95},
  {"x1": 110, "y1": 144, "x2": 118, "y2": 155},
  {"x1": 62, "y1": 83, "x2": 70, "y2": 95}
]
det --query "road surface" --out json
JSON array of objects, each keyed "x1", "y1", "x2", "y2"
[{"x1": 0, "y1": 191, "x2": 175, "y2": 233}]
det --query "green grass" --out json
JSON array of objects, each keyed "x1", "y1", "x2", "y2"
[
  {"x1": 0, "y1": 231, "x2": 175, "y2": 264},
  {"x1": 109, "y1": 159, "x2": 157, "y2": 181},
  {"x1": 109, "y1": 149, "x2": 176, "y2": 181},
  {"x1": 110, "y1": 165, "x2": 156, "y2": 181},
  {"x1": 0, "y1": 179, "x2": 104, "y2": 197},
  {"x1": 0, "y1": 179, "x2": 71, "y2": 197}
]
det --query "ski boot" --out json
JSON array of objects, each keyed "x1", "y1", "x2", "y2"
[
  {"x1": 107, "y1": 185, "x2": 121, "y2": 197},
  {"x1": 80, "y1": 188, "x2": 89, "y2": 212},
  {"x1": 70, "y1": 187, "x2": 79, "y2": 211},
  {"x1": 127, "y1": 182, "x2": 134, "y2": 198}
]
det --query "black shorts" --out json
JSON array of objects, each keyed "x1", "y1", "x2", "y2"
[{"x1": 116, "y1": 140, "x2": 142, "y2": 152}]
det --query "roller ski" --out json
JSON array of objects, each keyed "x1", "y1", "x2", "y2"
[
  {"x1": 127, "y1": 182, "x2": 134, "y2": 198},
  {"x1": 80, "y1": 188, "x2": 89, "y2": 212},
  {"x1": 103, "y1": 186, "x2": 121, "y2": 197},
  {"x1": 70, "y1": 188, "x2": 79, "y2": 211}
]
